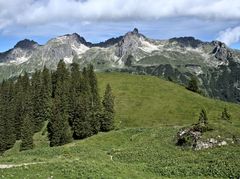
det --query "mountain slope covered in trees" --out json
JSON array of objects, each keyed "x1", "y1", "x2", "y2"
[{"x1": 0, "y1": 61, "x2": 115, "y2": 153}]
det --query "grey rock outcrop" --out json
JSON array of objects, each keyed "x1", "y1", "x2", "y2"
[
  {"x1": 211, "y1": 41, "x2": 232, "y2": 61},
  {"x1": 115, "y1": 28, "x2": 144, "y2": 57}
]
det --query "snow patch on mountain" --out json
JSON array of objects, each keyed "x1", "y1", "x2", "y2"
[
  {"x1": 71, "y1": 44, "x2": 89, "y2": 55},
  {"x1": 139, "y1": 37, "x2": 160, "y2": 53},
  {"x1": 64, "y1": 56, "x2": 73, "y2": 64},
  {"x1": 10, "y1": 56, "x2": 30, "y2": 64}
]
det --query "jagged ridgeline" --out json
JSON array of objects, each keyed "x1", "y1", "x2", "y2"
[
  {"x1": 1, "y1": 28, "x2": 240, "y2": 103},
  {"x1": 0, "y1": 60, "x2": 115, "y2": 153}
]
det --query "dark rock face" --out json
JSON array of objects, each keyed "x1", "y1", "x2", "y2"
[
  {"x1": 202, "y1": 60, "x2": 240, "y2": 103},
  {"x1": 93, "y1": 36, "x2": 123, "y2": 48},
  {"x1": 169, "y1": 37, "x2": 203, "y2": 48},
  {"x1": 0, "y1": 50, "x2": 11, "y2": 62},
  {"x1": 14, "y1": 39, "x2": 38, "y2": 49},
  {"x1": 211, "y1": 41, "x2": 232, "y2": 61},
  {"x1": 63, "y1": 33, "x2": 92, "y2": 47},
  {"x1": 115, "y1": 28, "x2": 144, "y2": 57}
]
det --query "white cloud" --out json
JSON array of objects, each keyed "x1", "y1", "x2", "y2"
[
  {"x1": 1, "y1": 0, "x2": 240, "y2": 45},
  {"x1": 1, "y1": 0, "x2": 240, "y2": 29},
  {"x1": 217, "y1": 26, "x2": 240, "y2": 46}
]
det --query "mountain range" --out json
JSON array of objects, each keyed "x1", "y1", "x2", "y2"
[{"x1": 1, "y1": 28, "x2": 240, "y2": 103}]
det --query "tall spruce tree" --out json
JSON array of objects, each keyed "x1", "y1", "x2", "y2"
[
  {"x1": 31, "y1": 70, "x2": 44, "y2": 132},
  {"x1": 4, "y1": 80, "x2": 16, "y2": 149},
  {"x1": 0, "y1": 80, "x2": 16, "y2": 154},
  {"x1": 13, "y1": 76, "x2": 24, "y2": 140},
  {"x1": 41, "y1": 66, "x2": 52, "y2": 122},
  {"x1": 72, "y1": 66, "x2": 93, "y2": 139},
  {"x1": 69, "y1": 63, "x2": 81, "y2": 127},
  {"x1": 187, "y1": 76, "x2": 199, "y2": 93},
  {"x1": 72, "y1": 95, "x2": 92, "y2": 139},
  {"x1": 221, "y1": 107, "x2": 231, "y2": 121},
  {"x1": 0, "y1": 81, "x2": 7, "y2": 154},
  {"x1": 88, "y1": 64, "x2": 101, "y2": 134},
  {"x1": 20, "y1": 114, "x2": 33, "y2": 151},
  {"x1": 199, "y1": 109, "x2": 208, "y2": 125},
  {"x1": 101, "y1": 84, "x2": 115, "y2": 132},
  {"x1": 14, "y1": 72, "x2": 33, "y2": 140},
  {"x1": 47, "y1": 60, "x2": 72, "y2": 146}
]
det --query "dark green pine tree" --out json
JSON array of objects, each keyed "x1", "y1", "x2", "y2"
[
  {"x1": 221, "y1": 107, "x2": 231, "y2": 121},
  {"x1": 88, "y1": 64, "x2": 101, "y2": 134},
  {"x1": 0, "y1": 83, "x2": 5, "y2": 154},
  {"x1": 72, "y1": 95, "x2": 92, "y2": 139},
  {"x1": 31, "y1": 70, "x2": 45, "y2": 132},
  {"x1": 51, "y1": 71, "x2": 58, "y2": 98},
  {"x1": 0, "y1": 80, "x2": 16, "y2": 154},
  {"x1": 13, "y1": 75, "x2": 25, "y2": 140},
  {"x1": 14, "y1": 72, "x2": 32, "y2": 140},
  {"x1": 20, "y1": 114, "x2": 33, "y2": 151},
  {"x1": 48, "y1": 101, "x2": 60, "y2": 147},
  {"x1": 0, "y1": 91, "x2": 7, "y2": 153},
  {"x1": 72, "y1": 66, "x2": 92, "y2": 139},
  {"x1": 47, "y1": 60, "x2": 72, "y2": 146},
  {"x1": 186, "y1": 76, "x2": 199, "y2": 93},
  {"x1": 4, "y1": 80, "x2": 16, "y2": 149},
  {"x1": 69, "y1": 63, "x2": 81, "y2": 127},
  {"x1": 101, "y1": 84, "x2": 115, "y2": 132},
  {"x1": 198, "y1": 108, "x2": 208, "y2": 125},
  {"x1": 40, "y1": 66, "x2": 52, "y2": 123}
]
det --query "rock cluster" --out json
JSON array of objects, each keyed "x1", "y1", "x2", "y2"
[{"x1": 176, "y1": 124, "x2": 229, "y2": 150}]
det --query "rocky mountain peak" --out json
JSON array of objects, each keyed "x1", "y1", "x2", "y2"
[
  {"x1": 169, "y1": 37, "x2": 203, "y2": 48},
  {"x1": 70, "y1": 33, "x2": 88, "y2": 45},
  {"x1": 211, "y1": 40, "x2": 232, "y2": 61},
  {"x1": 48, "y1": 33, "x2": 92, "y2": 47},
  {"x1": 115, "y1": 28, "x2": 144, "y2": 57},
  {"x1": 14, "y1": 39, "x2": 38, "y2": 49},
  {"x1": 133, "y1": 28, "x2": 139, "y2": 34},
  {"x1": 125, "y1": 28, "x2": 141, "y2": 37}
]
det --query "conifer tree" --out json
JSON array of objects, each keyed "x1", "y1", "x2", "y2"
[
  {"x1": 31, "y1": 70, "x2": 44, "y2": 132},
  {"x1": 88, "y1": 64, "x2": 101, "y2": 134},
  {"x1": 0, "y1": 80, "x2": 16, "y2": 153},
  {"x1": 14, "y1": 72, "x2": 32, "y2": 140},
  {"x1": 101, "y1": 84, "x2": 115, "y2": 132},
  {"x1": 187, "y1": 76, "x2": 199, "y2": 93},
  {"x1": 4, "y1": 80, "x2": 16, "y2": 149},
  {"x1": 20, "y1": 114, "x2": 33, "y2": 151},
  {"x1": 48, "y1": 100, "x2": 63, "y2": 147},
  {"x1": 69, "y1": 63, "x2": 81, "y2": 127},
  {"x1": 71, "y1": 65, "x2": 93, "y2": 139},
  {"x1": 221, "y1": 107, "x2": 231, "y2": 121},
  {"x1": 41, "y1": 66, "x2": 52, "y2": 122},
  {"x1": 198, "y1": 109, "x2": 208, "y2": 125},
  {"x1": 13, "y1": 76, "x2": 25, "y2": 140},
  {"x1": 72, "y1": 95, "x2": 92, "y2": 139},
  {"x1": 47, "y1": 60, "x2": 72, "y2": 146}
]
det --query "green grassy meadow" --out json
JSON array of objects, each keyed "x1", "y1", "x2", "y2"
[{"x1": 0, "y1": 72, "x2": 240, "y2": 178}]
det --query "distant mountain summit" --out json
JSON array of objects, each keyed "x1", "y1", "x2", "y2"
[
  {"x1": 14, "y1": 39, "x2": 39, "y2": 49},
  {"x1": 1, "y1": 28, "x2": 240, "y2": 103}
]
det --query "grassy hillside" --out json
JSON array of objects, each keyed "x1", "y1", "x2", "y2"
[
  {"x1": 1, "y1": 128, "x2": 240, "y2": 178},
  {"x1": 0, "y1": 72, "x2": 240, "y2": 178},
  {"x1": 98, "y1": 72, "x2": 240, "y2": 128}
]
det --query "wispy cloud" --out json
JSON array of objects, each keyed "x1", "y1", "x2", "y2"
[
  {"x1": 1, "y1": 0, "x2": 240, "y2": 49},
  {"x1": 217, "y1": 26, "x2": 240, "y2": 46}
]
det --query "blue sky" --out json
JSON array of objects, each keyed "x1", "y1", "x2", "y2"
[{"x1": 1, "y1": 0, "x2": 240, "y2": 52}]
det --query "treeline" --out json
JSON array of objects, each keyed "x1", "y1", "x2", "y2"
[{"x1": 0, "y1": 60, "x2": 114, "y2": 153}]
